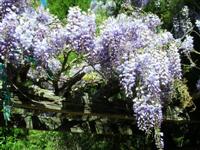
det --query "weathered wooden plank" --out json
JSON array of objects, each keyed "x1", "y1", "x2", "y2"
[
  {"x1": 0, "y1": 108, "x2": 136, "y2": 135},
  {"x1": 0, "y1": 100, "x2": 192, "y2": 135},
  {"x1": 12, "y1": 102, "x2": 135, "y2": 120},
  {"x1": 10, "y1": 93, "x2": 134, "y2": 119},
  {"x1": 0, "y1": 94, "x2": 136, "y2": 135},
  {"x1": 0, "y1": 85, "x2": 190, "y2": 135}
]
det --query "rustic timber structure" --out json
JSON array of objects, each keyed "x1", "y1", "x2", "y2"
[
  {"x1": 0, "y1": 94, "x2": 136, "y2": 135},
  {"x1": 0, "y1": 95, "x2": 194, "y2": 135}
]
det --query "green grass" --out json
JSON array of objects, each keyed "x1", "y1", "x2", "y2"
[{"x1": 0, "y1": 128, "x2": 60, "y2": 150}]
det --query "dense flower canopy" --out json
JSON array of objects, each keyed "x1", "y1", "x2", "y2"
[{"x1": 0, "y1": 1, "x2": 194, "y2": 149}]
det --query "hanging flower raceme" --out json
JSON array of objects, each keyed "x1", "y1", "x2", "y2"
[
  {"x1": 95, "y1": 11, "x2": 185, "y2": 149},
  {"x1": 180, "y1": 35, "x2": 194, "y2": 54},
  {"x1": 66, "y1": 7, "x2": 96, "y2": 54},
  {"x1": 0, "y1": 10, "x2": 21, "y2": 64},
  {"x1": 173, "y1": 6, "x2": 192, "y2": 38}
]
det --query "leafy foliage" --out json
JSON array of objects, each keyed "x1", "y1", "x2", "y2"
[
  {"x1": 145, "y1": 0, "x2": 185, "y2": 28},
  {"x1": 0, "y1": 128, "x2": 155, "y2": 150},
  {"x1": 172, "y1": 79, "x2": 193, "y2": 109},
  {"x1": 0, "y1": 128, "x2": 61, "y2": 150},
  {"x1": 47, "y1": 0, "x2": 91, "y2": 20}
]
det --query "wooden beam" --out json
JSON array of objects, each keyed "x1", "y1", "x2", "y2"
[
  {"x1": 0, "y1": 89, "x2": 191, "y2": 135},
  {"x1": 0, "y1": 108, "x2": 136, "y2": 135},
  {"x1": 0, "y1": 95, "x2": 136, "y2": 135}
]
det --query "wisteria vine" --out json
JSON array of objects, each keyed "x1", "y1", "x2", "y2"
[{"x1": 0, "y1": 1, "x2": 194, "y2": 149}]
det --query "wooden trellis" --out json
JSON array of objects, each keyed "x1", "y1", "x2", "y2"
[
  {"x1": 0, "y1": 94, "x2": 138, "y2": 135},
  {"x1": 1, "y1": 95, "x2": 195, "y2": 136}
]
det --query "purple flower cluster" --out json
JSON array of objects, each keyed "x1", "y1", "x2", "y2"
[
  {"x1": 0, "y1": 0, "x2": 27, "y2": 19},
  {"x1": 0, "y1": 4, "x2": 68, "y2": 65},
  {"x1": 173, "y1": 6, "x2": 192, "y2": 38},
  {"x1": 180, "y1": 35, "x2": 194, "y2": 53},
  {"x1": 134, "y1": 96, "x2": 163, "y2": 134},
  {"x1": 196, "y1": 79, "x2": 200, "y2": 91},
  {"x1": 95, "y1": 12, "x2": 184, "y2": 149},
  {"x1": 166, "y1": 42, "x2": 182, "y2": 79},
  {"x1": 196, "y1": 20, "x2": 200, "y2": 30},
  {"x1": 0, "y1": 11, "x2": 20, "y2": 64},
  {"x1": 143, "y1": 13, "x2": 162, "y2": 30},
  {"x1": 131, "y1": 53, "x2": 164, "y2": 134},
  {"x1": 66, "y1": 7, "x2": 96, "y2": 54},
  {"x1": 90, "y1": 0, "x2": 116, "y2": 15},
  {"x1": 0, "y1": 3, "x2": 98, "y2": 68},
  {"x1": 117, "y1": 54, "x2": 137, "y2": 96},
  {"x1": 95, "y1": 14, "x2": 155, "y2": 72}
]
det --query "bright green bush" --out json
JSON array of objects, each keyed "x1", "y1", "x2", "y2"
[
  {"x1": 48, "y1": 0, "x2": 92, "y2": 20},
  {"x1": 0, "y1": 128, "x2": 60, "y2": 150},
  {"x1": 31, "y1": 0, "x2": 91, "y2": 20}
]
